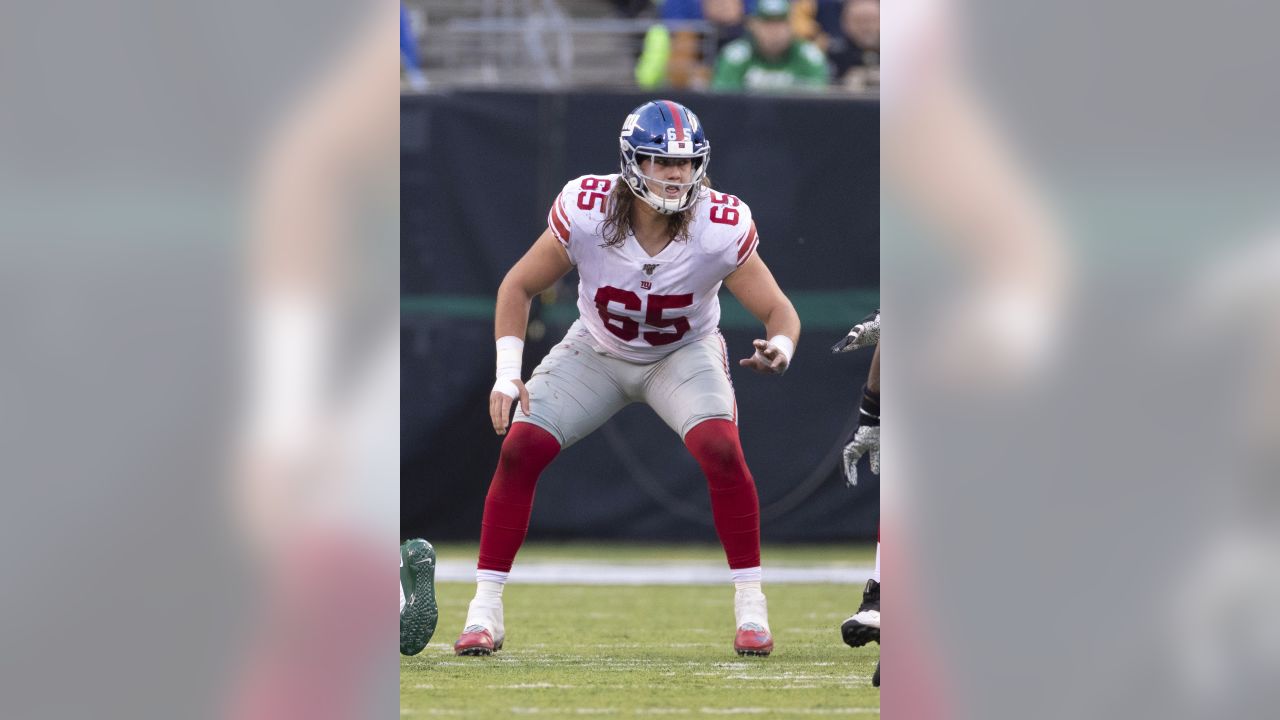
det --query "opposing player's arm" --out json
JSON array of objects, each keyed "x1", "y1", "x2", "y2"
[
  {"x1": 725, "y1": 252, "x2": 801, "y2": 374},
  {"x1": 867, "y1": 343, "x2": 880, "y2": 394},
  {"x1": 842, "y1": 343, "x2": 880, "y2": 486},
  {"x1": 489, "y1": 229, "x2": 574, "y2": 435}
]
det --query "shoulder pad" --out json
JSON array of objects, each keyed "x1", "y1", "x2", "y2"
[
  {"x1": 697, "y1": 189, "x2": 755, "y2": 253},
  {"x1": 560, "y1": 173, "x2": 620, "y2": 224}
]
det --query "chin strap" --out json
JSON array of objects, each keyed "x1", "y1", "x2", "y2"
[
  {"x1": 625, "y1": 173, "x2": 696, "y2": 215},
  {"x1": 641, "y1": 189, "x2": 691, "y2": 215}
]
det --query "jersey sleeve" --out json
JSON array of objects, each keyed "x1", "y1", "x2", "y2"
[
  {"x1": 703, "y1": 194, "x2": 758, "y2": 275},
  {"x1": 546, "y1": 179, "x2": 579, "y2": 264},
  {"x1": 730, "y1": 218, "x2": 759, "y2": 269}
]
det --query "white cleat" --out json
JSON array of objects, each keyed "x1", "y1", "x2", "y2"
[
  {"x1": 842, "y1": 579, "x2": 880, "y2": 647},
  {"x1": 453, "y1": 598, "x2": 505, "y2": 656}
]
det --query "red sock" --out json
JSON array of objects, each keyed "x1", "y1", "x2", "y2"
[
  {"x1": 685, "y1": 419, "x2": 761, "y2": 569},
  {"x1": 477, "y1": 423, "x2": 561, "y2": 572}
]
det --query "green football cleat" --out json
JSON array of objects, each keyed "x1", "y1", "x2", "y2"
[{"x1": 400, "y1": 539, "x2": 439, "y2": 656}]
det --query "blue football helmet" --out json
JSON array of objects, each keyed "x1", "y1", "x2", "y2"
[{"x1": 618, "y1": 100, "x2": 710, "y2": 215}]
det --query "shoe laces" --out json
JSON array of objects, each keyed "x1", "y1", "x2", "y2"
[{"x1": 859, "y1": 580, "x2": 880, "y2": 612}]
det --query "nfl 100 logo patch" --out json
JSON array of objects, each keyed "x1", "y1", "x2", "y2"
[{"x1": 640, "y1": 263, "x2": 659, "y2": 290}]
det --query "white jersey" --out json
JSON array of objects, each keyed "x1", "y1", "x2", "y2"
[{"x1": 547, "y1": 173, "x2": 759, "y2": 363}]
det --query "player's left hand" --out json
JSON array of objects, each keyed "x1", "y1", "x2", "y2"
[
  {"x1": 841, "y1": 425, "x2": 880, "y2": 487},
  {"x1": 832, "y1": 309, "x2": 880, "y2": 353},
  {"x1": 739, "y1": 339, "x2": 789, "y2": 375}
]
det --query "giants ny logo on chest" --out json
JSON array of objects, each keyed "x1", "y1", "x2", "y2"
[{"x1": 639, "y1": 263, "x2": 660, "y2": 290}]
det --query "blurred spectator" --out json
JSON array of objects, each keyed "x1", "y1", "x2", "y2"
[
  {"x1": 826, "y1": 0, "x2": 879, "y2": 92},
  {"x1": 661, "y1": 1, "x2": 757, "y2": 48},
  {"x1": 788, "y1": 0, "x2": 825, "y2": 47},
  {"x1": 653, "y1": 0, "x2": 749, "y2": 90},
  {"x1": 703, "y1": 0, "x2": 749, "y2": 40},
  {"x1": 711, "y1": 0, "x2": 830, "y2": 92},
  {"x1": 814, "y1": 0, "x2": 847, "y2": 43},
  {"x1": 635, "y1": 24, "x2": 676, "y2": 88},
  {"x1": 613, "y1": 0, "x2": 653, "y2": 17},
  {"x1": 666, "y1": 27, "x2": 711, "y2": 89},
  {"x1": 400, "y1": 2, "x2": 427, "y2": 91},
  {"x1": 659, "y1": 0, "x2": 718, "y2": 90}
]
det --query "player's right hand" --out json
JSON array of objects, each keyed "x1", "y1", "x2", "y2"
[
  {"x1": 739, "y1": 339, "x2": 790, "y2": 375},
  {"x1": 490, "y1": 379, "x2": 530, "y2": 435}
]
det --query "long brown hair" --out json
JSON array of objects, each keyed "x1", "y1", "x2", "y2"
[{"x1": 598, "y1": 175, "x2": 713, "y2": 248}]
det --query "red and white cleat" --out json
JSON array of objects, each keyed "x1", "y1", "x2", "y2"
[
  {"x1": 734, "y1": 623, "x2": 774, "y2": 656},
  {"x1": 454, "y1": 597, "x2": 505, "y2": 656},
  {"x1": 453, "y1": 625, "x2": 503, "y2": 656},
  {"x1": 733, "y1": 589, "x2": 773, "y2": 656}
]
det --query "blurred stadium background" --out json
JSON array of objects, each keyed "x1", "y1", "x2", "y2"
[{"x1": 401, "y1": 0, "x2": 880, "y2": 547}]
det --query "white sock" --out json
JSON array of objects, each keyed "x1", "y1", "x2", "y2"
[
  {"x1": 731, "y1": 566, "x2": 763, "y2": 593},
  {"x1": 475, "y1": 570, "x2": 508, "y2": 603},
  {"x1": 732, "y1": 567, "x2": 769, "y2": 630},
  {"x1": 873, "y1": 542, "x2": 880, "y2": 584}
]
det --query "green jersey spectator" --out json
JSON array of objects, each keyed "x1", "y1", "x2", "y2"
[{"x1": 711, "y1": 0, "x2": 831, "y2": 92}]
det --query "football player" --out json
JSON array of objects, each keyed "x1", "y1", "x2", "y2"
[
  {"x1": 834, "y1": 310, "x2": 880, "y2": 686},
  {"x1": 453, "y1": 100, "x2": 801, "y2": 657}
]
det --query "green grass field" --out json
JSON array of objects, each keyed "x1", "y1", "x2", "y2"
[{"x1": 401, "y1": 544, "x2": 879, "y2": 718}]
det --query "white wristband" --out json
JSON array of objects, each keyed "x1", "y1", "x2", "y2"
[
  {"x1": 768, "y1": 335, "x2": 794, "y2": 364},
  {"x1": 493, "y1": 336, "x2": 524, "y2": 399},
  {"x1": 495, "y1": 336, "x2": 524, "y2": 381},
  {"x1": 491, "y1": 378, "x2": 520, "y2": 399}
]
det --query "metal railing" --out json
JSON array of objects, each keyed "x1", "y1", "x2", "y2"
[{"x1": 407, "y1": 0, "x2": 718, "y2": 90}]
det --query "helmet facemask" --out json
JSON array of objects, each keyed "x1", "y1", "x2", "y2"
[{"x1": 619, "y1": 139, "x2": 710, "y2": 215}]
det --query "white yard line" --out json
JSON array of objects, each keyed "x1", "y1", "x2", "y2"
[{"x1": 435, "y1": 561, "x2": 870, "y2": 585}]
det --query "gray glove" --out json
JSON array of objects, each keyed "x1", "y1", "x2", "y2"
[
  {"x1": 841, "y1": 384, "x2": 880, "y2": 487},
  {"x1": 842, "y1": 425, "x2": 880, "y2": 487},
  {"x1": 831, "y1": 309, "x2": 880, "y2": 353}
]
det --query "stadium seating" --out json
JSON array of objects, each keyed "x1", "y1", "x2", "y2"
[{"x1": 404, "y1": 0, "x2": 715, "y2": 89}]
